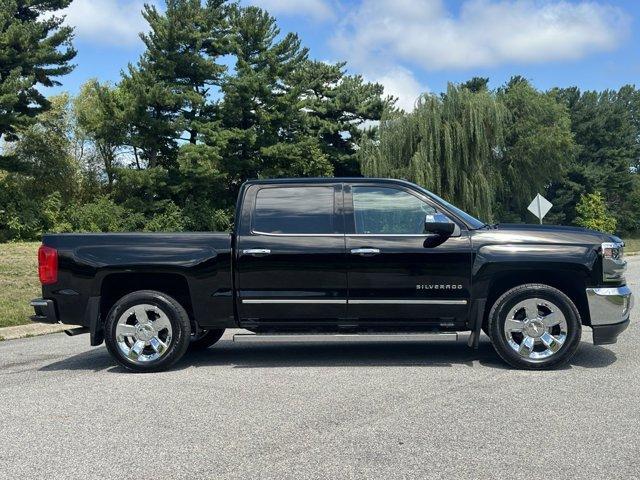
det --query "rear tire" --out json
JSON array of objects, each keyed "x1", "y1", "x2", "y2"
[
  {"x1": 104, "y1": 290, "x2": 191, "y2": 373},
  {"x1": 488, "y1": 284, "x2": 582, "y2": 370},
  {"x1": 189, "y1": 329, "x2": 225, "y2": 351}
]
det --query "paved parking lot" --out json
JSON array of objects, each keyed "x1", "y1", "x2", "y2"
[{"x1": 1, "y1": 258, "x2": 639, "y2": 480}]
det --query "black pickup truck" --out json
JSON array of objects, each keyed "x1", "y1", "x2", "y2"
[{"x1": 31, "y1": 178, "x2": 633, "y2": 372}]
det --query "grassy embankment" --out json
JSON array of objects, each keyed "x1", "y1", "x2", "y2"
[
  {"x1": 0, "y1": 239, "x2": 639, "y2": 332},
  {"x1": 624, "y1": 238, "x2": 640, "y2": 255},
  {"x1": 0, "y1": 242, "x2": 40, "y2": 330}
]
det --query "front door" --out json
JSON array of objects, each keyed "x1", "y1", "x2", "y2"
[
  {"x1": 345, "y1": 183, "x2": 472, "y2": 327},
  {"x1": 237, "y1": 183, "x2": 347, "y2": 327}
]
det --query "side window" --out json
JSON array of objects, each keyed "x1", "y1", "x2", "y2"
[
  {"x1": 253, "y1": 186, "x2": 336, "y2": 234},
  {"x1": 352, "y1": 186, "x2": 436, "y2": 234}
]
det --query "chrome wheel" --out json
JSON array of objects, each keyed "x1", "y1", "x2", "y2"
[
  {"x1": 115, "y1": 304, "x2": 173, "y2": 364},
  {"x1": 503, "y1": 298, "x2": 568, "y2": 361}
]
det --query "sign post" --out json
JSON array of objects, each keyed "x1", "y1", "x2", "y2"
[{"x1": 527, "y1": 194, "x2": 553, "y2": 224}]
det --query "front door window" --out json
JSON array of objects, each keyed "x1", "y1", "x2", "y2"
[{"x1": 352, "y1": 186, "x2": 436, "y2": 234}]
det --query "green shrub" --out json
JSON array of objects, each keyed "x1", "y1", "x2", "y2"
[
  {"x1": 575, "y1": 192, "x2": 617, "y2": 234},
  {"x1": 63, "y1": 196, "x2": 130, "y2": 232},
  {"x1": 183, "y1": 198, "x2": 233, "y2": 232},
  {"x1": 0, "y1": 175, "x2": 54, "y2": 241},
  {"x1": 144, "y1": 201, "x2": 185, "y2": 232}
]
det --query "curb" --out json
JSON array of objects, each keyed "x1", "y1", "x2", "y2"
[{"x1": 0, "y1": 323, "x2": 72, "y2": 342}]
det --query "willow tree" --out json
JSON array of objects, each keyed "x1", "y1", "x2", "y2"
[{"x1": 360, "y1": 84, "x2": 506, "y2": 220}]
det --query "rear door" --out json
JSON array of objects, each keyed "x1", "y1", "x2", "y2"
[
  {"x1": 236, "y1": 183, "x2": 347, "y2": 326},
  {"x1": 345, "y1": 183, "x2": 472, "y2": 327}
]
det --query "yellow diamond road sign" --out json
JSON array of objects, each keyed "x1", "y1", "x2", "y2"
[{"x1": 527, "y1": 194, "x2": 553, "y2": 223}]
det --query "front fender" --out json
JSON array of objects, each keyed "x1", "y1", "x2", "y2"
[{"x1": 472, "y1": 244, "x2": 598, "y2": 297}]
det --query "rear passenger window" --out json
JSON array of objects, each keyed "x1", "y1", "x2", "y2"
[{"x1": 253, "y1": 186, "x2": 336, "y2": 234}]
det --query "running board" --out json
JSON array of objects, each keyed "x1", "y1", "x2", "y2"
[
  {"x1": 64, "y1": 327, "x2": 89, "y2": 337},
  {"x1": 233, "y1": 332, "x2": 458, "y2": 344}
]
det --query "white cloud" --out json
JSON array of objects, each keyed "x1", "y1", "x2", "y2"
[
  {"x1": 62, "y1": 0, "x2": 154, "y2": 47},
  {"x1": 371, "y1": 67, "x2": 428, "y2": 112},
  {"x1": 333, "y1": 0, "x2": 629, "y2": 70},
  {"x1": 246, "y1": 0, "x2": 334, "y2": 21}
]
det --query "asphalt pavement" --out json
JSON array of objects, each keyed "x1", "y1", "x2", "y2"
[{"x1": 1, "y1": 258, "x2": 639, "y2": 480}]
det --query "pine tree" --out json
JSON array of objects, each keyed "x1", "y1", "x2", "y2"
[
  {"x1": 120, "y1": 0, "x2": 230, "y2": 169},
  {"x1": 219, "y1": 6, "x2": 332, "y2": 195},
  {"x1": 496, "y1": 77, "x2": 575, "y2": 221},
  {"x1": 461, "y1": 77, "x2": 489, "y2": 93},
  {"x1": 295, "y1": 61, "x2": 389, "y2": 176},
  {"x1": 550, "y1": 87, "x2": 638, "y2": 231},
  {"x1": 0, "y1": 0, "x2": 76, "y2": 167}
]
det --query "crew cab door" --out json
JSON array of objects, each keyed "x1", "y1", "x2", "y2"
[
  {"x1": 236, "y1": 183, "x2": 347, "y2": 326},
  {"x1": 345, "y1": 183, "x2": 472, "y2": 326}
]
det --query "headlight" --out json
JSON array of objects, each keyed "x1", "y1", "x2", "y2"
[
  {"x1": 601, "y1": 242, "x2": 626, "y2": 282},
  {"x1": 602, "y1": 242, "x2": 623, "y2": 260}
]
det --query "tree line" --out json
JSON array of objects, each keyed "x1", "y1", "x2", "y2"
[
  {"x1": 361, "y1": 78, "x2": 640, "y2": 233},
  {"x1": 1, "y1": 0, "x2": 639, "y2": 241}
]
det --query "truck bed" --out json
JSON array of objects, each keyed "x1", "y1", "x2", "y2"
[{"x1": 41, "y1": 232, "x2": 235, "y2": 333}]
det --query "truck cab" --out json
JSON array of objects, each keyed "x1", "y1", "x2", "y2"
[{"x1": 235, "y1": 178, "x2": 473, "y2": 331}]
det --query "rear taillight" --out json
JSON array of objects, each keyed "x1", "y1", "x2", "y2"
[{"x1": 38, "y1": 245, "x2": 58, "y2": 285}]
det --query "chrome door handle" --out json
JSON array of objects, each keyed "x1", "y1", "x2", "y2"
[
  {"x1": 350, "y1": 248, "x2": 381, "y2": 256},
  {"x1": 242, "y1": 249, "x2": 271, "y2": 257}
]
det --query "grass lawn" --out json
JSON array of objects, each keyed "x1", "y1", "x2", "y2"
[
  {"x1": 0, "y1": 242, "x2": 40, "y2": 329},
  {"x1": 624, "y1": 238, "x2": 640, "y2": 254}
]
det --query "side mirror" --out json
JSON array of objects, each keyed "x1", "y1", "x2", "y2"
[{"x1": 425, "y1": 213, "x2": 455, "y2": 237}]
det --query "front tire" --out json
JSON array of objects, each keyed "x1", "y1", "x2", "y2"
[
  {"x1": 488, "y1": 284, "x2": 582, "y2": 370},
  {"x1": 104, "y1": 290, "x2": 191, "y2": 373}
]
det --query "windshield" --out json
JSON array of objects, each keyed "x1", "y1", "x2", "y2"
[{"x1": 414, "y1": 186, "x2": 486, "y2": 229}]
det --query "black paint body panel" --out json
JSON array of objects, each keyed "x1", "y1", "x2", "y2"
[
  {"x1": 345, "y1": 234, "x2": 472, "y2": 324},
  {"x1": 42, "y1": 233, "x2": 234, "y2": 328}
]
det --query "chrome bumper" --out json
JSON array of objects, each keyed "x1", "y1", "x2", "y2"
[{"x1": 586, "y1": 286, "x2": 633, "y2": 326}]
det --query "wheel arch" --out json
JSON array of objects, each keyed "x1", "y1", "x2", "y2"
[
  {"x1": 99, "y1": 272, "x2": 195, "y2": 328},
  {"x1": 480, "y1": 268, "x2": 591, "y2": 329}
]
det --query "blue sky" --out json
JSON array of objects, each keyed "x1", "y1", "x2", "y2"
[{"x1": 51, "y1": 0, "x2": 640, "y2": 110}]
